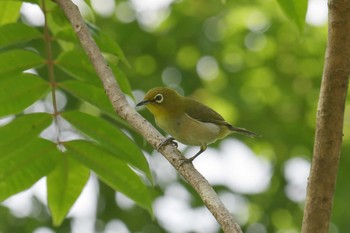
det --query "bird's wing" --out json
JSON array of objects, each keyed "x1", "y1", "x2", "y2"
[
  {"x1": 184, "y1": 97, "x2": 260, "y2": 138},
  {"x1": 184, "y1": 98, "x2": 228, "y2": 124}
]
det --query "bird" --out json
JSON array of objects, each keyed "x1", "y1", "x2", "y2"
[{"x1": 136, "y1": 87, "x2": 259, "y2": 163}]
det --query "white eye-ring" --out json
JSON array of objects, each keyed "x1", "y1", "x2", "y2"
[{"x1": 154, "y1": 94, "x2": 164, "y2": 103}]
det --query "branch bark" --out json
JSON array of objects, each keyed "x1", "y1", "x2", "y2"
[
  {"x1": 54, "y1": 1, "x2": 242, "y2": 232},
  {"x1": 302, "y1": 0, "x2": 350, "y2": 232}
]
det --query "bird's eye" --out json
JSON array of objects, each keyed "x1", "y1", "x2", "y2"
[{"x1": 154, "y1": 94, "x2": 163, "y2": 103}]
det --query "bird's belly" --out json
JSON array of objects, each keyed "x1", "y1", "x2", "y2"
[{"x1": 156, "y1": 114, "x2": 222, "y2": 146}]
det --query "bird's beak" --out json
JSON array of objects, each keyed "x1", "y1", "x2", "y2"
[{"x1": 136, "y1": 99, "x2": 151, "y2": 106}]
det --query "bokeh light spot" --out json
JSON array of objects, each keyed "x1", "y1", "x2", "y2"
[
  {"x1": 134, "y1": 55, "x2": 157, "y2": 76},
  {"x1": 271, "y1": 209, "x2": 293, "y2": 229},
  {"x1": 284, "y1": 157, "x2": 310, "y2": 202},
  {"x1": 222, "y1": 53, "x2": 243, "y2": 73},
  {"x1": 162, "y1": 67, "x2": 182, "y2": 87},
  {"x1": 246, "y1": 10, "x2": 270, "y2": 32},
  {"x1": 306, "y1": 0, "x2": 328, "y2": 26},
  {"x1": 203, "y1": 16, "x2": 225, "y2": 42},
  {"x1": 91, "y1": 0, "x2": 115, "y2": 17},
  {"x1": 196, "y1": 56, "x2": 219, "y2": 81},
  {"x1": 196, "y1": 139, "x2": 272, "y2": 194},
  {"x1": 115, "y1": 1, "x2": 135, "y2": 23},
  {"x1": 176, "y1": 46, "x2": 200, "y2": 70},
  {"x1": 20, "y1": 3, "x2": 44, "y2": 27},
  {"x1": 244, "y1": 32, "x2": 267, "y2": 52}
]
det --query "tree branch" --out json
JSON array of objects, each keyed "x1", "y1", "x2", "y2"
[
  {"x1": 54, "y1": 1, "x2": 242, "y2": 232},
  {"x1": 301, "y1": 0, "x2": 350, "y2": 232}
]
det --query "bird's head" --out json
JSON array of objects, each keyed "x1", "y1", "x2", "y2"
[{"x1": 136, "y1": 87, "x2": 183, "y2": 117}]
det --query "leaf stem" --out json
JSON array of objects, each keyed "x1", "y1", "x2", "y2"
[{"x1": 42, "y1": 0, "x2": 61, "y2": 143}]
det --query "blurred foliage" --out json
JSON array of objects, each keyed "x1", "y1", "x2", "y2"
[{"x1": 1, "y1": 0, "x2": 349, "y2": 233}]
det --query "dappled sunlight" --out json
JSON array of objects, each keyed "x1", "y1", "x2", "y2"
[
  {"x1": 195, "y1": 139, "x2": 272, "y2": 194},
  {"x1": 115, "y1": 192, "x2": 135, "y2": 210},
  {"x1": 134, "y1": 55, "x2": 158, "y2": 76},
  {"x1": 3, "y1": 176, "x2": 99, "y2": 233},
  {"x1": 20, "y1": 3, "x2": 44, "y2": 27},
  {"x1": 161, "y1": 66, "x2": 183, "y2": 88},
  {"x1": 284, "y1": 157, "x2": 310, "y2": 202},
  {"x1": 196, "y1": 56, "x2": 219, "y2": 81},
  {"x1": 148, "y1": 140, "x2": 269, "y2": 231},
  {"x1": 203, "y1": 16, "x2": 225, "y2": 42},
  {"x1": 91, "y1": 0, "x2": 115, "y2": 17},
  {"x1": 0, "y1": 115, "x2": 15, "y2": 126},
  {"x1": 104, "y1": 220, "x2": 129, "y2": 233},
  {"x1": 154, "y1": 183, "x2": 220, "y2": 233},
  {"x1": 246, "y1": 223, "x2": 267, "y2": 233},
  {"x1": 176, "y1": 45, "x2": 200, "y2": 70},
  {"x1": 219, "y1": 191, "x2": 249, "y2": 224},
  {"x1": 306, "y1": 0, "x2": 328, "y2": 26},
  {"x1": 115, "y1": 2, "x2": 135, "y2": 23},
  {"x1": 67, "y1": 175, "x2": 99, "y2": 219},
  {"x1": 2, "y1": 185, "x2": 35, "y2": 218},
  {"x1": 129, "y1": 0, "x2": 173, "y2": 31},
  {"x1": 244, "y1": 32, "x2": 267, "y2": 52},
  {"x1": 246, "y1": 10, "x2": 270, "y2": 32},
  {"x1": 33, "y1": 227, "x2": 55, "y2": 233},
  {"x1": 148, "y1": 150, "x2": 179, "y2": 186}
]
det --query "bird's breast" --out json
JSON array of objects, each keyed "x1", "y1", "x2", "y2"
[{"x1": 155, "y1": 113, "x2": 226, "y2": 146}]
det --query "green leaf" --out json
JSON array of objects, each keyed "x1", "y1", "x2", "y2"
[
  {"x1": 65, "y1": 140, "x2": 153, "y2": 214},
  {"x1": 0, "y1": 23, "x2": 42, "y2": 48},
  {"x1": 47, "y1": 153, "x2": 90, "y2": 226},
  {"x1": 46, "y1": 3, "x2": 72, "y2": 35},
  {"x1": 276, "y1": 0, "x2": 308, "y2": 31},
  {"x1": 110, "y1": 64, "x2": 134, "y2": 99},
  {"x1": 0, "y1": 113, "x2": 52, "y2": 154},
  {"x1": 62, "y1": 111, "x2": 152, "y2": 181},
  {"x1": 0, "y1": 73, "x2": 50, "y2": 117},
  {"x1": 55, "y1": 50, "x2": 100, "y2": 84},
  {"x1": 58, "y1": 80, "x2": 115, "y2": 117},
  {"x1": 56, "y1": 49, "x2": 133, "y2": 98},
  {"x1": 0, "y1": 49, "x2": 45, "y2": 77},
  {"x1": 58, "y1": 81, "x2": 130, "y2": 128},
  {"x1": 0, "y1": 1, "x2": 21, "y2": 25},
  {"x1": 55, "y1": 29, "x2": 133, "y2": 99},
  {"x1": 55, "y1": 27, "x2": 76, "y2": 44},
  {"x1": 0, "y1": 138, "x2": 60, "y2": 201},
  {"x1": 93, "y1": 31, "x2": 131, "y2": 68}
]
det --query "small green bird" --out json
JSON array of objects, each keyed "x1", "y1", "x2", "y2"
[{"x1": 137, "y1": 87, "x2": 259, "y2": 162}]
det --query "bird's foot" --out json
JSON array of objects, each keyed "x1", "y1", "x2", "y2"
[
  {"x1": 157, "y1": 137, "x2": 178, "y2": 151},
  {"x1": 178, "y1": 157, "x2": 194, "y2": 167},
  {"x1": 179, "y1": 148, "x2": 204, "y2": 166}
]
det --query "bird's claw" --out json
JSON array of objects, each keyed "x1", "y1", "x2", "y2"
[
  {"x1": 157, "y1": 137, "x2": 178, "y2": 151},
  {"x1": 178, "y1": 157, "x2": 193, "y2": 167}
]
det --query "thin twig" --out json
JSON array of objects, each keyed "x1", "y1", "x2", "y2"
[{"x1": 54, "y1": 0, "x2": 243, "y2": 232}]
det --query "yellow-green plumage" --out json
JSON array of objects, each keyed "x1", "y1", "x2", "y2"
[{"x1": 137, "y1": 87, "x2": 258, "y2": 162}]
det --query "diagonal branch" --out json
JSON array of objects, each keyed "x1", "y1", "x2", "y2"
[
  {"x1": 54, "y1": 0, "x2": 242, "y2": 232},
  {"x1": 301, "y1": 0, "x2": 350, "y2": 232}
]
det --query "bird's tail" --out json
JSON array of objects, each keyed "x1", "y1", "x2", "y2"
[{"x1": 228, "y1": 125, "x2": 260, "y2": 138}]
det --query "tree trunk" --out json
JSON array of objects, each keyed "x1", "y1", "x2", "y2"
[{"x1": 301, "y1": 0, "x2": 350, "y2": 232}]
